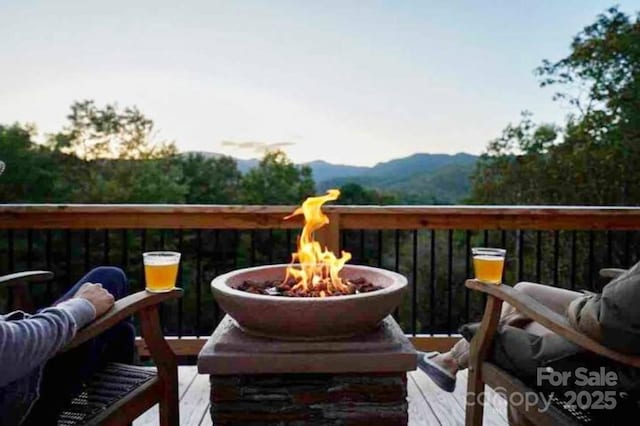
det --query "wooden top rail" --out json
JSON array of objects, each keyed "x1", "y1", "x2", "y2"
[{"x1": 1, "y1": 204, "x2": 640, "y2": 231}]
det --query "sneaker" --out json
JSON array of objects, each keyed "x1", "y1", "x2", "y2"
[{"x1": 417, "y1": 351, "x2": 457, "y2": 392}]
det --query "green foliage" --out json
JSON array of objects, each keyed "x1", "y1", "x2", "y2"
[
  {"x1": 335, "y1": 183, "x2": 397, "y2": 205},
  {"x1": 0, "y1": 124, "x2": 64, "y2": 202},
  {"x1": 321, "y1": 153, "x2": 477, "y2": 204},
  {"x1": 180, "y1": 154, "x2": 242, "y2": 204},
  {"x1": 536, "y1": 7, "x2": 639, "y2": 139},
  {"x1": 45, "y1": 102, "x2": 186, "y2": 203},
  {"x1": 240, "y1": 150, "x2": 315, "y2": 204},
  {"x1": 471, "y1": 7, "x2": 640, "y2": 206},
  {"x1": 49, "y1": 100, "x2": 177, "y2": 160},
  {"x1": 1, "y1": 101, "x2": 317, "y2": 205}
]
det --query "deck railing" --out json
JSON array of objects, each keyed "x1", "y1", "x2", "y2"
[{"x1": 1, "y1": 205, "x2": 639, "y2": 354}]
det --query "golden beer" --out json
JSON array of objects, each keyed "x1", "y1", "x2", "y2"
[
  {"x1": 143, "y1": 251, "x2": 180, "y2": 293},
  {"x1": 472, "y1": 248, "x2": 505, "y2": 285}
]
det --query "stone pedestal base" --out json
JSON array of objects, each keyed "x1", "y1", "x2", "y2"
[
  {"x1": 210, "y1": 373, "x2": 408, "y2": 425},
  {"x1": 198, "y1": 315, "x2": 417, "y2": 426}
]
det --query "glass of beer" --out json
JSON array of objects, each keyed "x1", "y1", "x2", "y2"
[
  {"x1": 143, "y1": 251, "x2": 180, "y2": 293},
  {"x1": 472, "y1": 247, "x2": 506, "y2": 285}
]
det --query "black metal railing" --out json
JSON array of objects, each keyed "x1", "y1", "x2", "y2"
[{"x1": 1, "y1": 205, "x2": 639, "y2": 339}]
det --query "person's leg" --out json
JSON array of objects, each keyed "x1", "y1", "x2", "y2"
[
  {"x1": 419, "y1": 283, "x2": 583, "y2": 391},
  {"x1": 500, "y1": 282, "x2": 583, "y2": 333},
  {"x1": 24, "y1": 267, "x2": 135, "y2": 425},
  {"x1": 76, "y1": 267, "x2": 136, "y2": 364},
  {"x1": 54, "y1": 266, "x2": 130, "y2": 305}
]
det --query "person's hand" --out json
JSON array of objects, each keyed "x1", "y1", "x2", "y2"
[{"x1": 74, "y1": 283, "x2": 115, "y2": 318}]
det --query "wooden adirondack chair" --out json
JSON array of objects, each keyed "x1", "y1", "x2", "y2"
[
  {"x1": 464, "y1": 269, "x2": 640, "y2": 426},
  {"x1": 1, "y1": 270, "x2": 182, "y2": 426}
]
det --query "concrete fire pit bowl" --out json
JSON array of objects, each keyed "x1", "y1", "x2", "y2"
[{"x1": 210, "y1": 264, "x2": 408, "y2": 340}]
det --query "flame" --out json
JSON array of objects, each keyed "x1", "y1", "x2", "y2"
[{"x1": 284, "y1": 189, "x2": 352, "y2": 295}]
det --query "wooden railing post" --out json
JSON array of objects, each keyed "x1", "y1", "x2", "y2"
[{"x1": 317, "y1": 212, "x2": 341, "y2": 253}]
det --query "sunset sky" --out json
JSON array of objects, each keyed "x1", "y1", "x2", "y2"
[{"x1": 1, "y1": 1, "x2": 637, "y2": 166}]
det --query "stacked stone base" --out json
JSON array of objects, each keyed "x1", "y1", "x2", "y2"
[{"x1": 210, "y1": 373, "x2": 408, "y2": 425}]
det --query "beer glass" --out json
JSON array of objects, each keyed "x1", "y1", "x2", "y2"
[
  {"x1": 472, "y1": 247, "x2": 505, "y2": 285},
  {"x1": 143, "y1": 251, "x2": 180, "y2": 292}
]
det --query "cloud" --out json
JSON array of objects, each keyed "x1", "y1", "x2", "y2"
[{"x1": 221, "y1": 140, "x2": 296, "y2": 155}]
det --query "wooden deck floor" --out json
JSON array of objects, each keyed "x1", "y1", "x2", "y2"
[{"x1": 134, "y1": 366, "x2": 508, "y2": 425}]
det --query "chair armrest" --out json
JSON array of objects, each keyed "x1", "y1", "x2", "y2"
[
  {"x1": 63, "y1": 289, "x2": 182, "y2": 351},
  {"x1": 465, "y1": 279, "x2": 640, "y2": 368},
  {"x1": 0, "y1": 271, "x2": 54, "y2": 287},
  {"x1": 599, "y1": 268, "x2": 627, "y2": 279}
]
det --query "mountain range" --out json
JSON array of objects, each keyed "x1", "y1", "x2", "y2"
[{"x1": 185, "y1": 151, "x2": 478, "y2": 204}]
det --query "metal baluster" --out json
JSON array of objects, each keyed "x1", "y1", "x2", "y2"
[
  {"x1": 447, "y1": 230, "x2": 453, "y2": 335},
  {"x1": 393, "y1": 230, "x2": 400, "y2": 319},
  {"x1": 213, "y1": 229, "x2": 221, "y2": 324},
  {"x1": 606, "y1": 230, "x2": 613, "y2": 266},
  {"x1": 360, "y1": 230, "x2": 365, "y2": 262},
  {"x1": 196, "y1": 229, "x2": 202, "y2": 338},
  {"x1": 103, "y1": 230, "x2": 110, "y2": 264},
  {"x1": 7, "y1": 230, "x2": 14, "y2": 308},
  {"x1": 394, "y1": 230, "x2": 400, "y2": 272},
  {"x1": 286, "y1": 229, "x2": 293, "y2": 259},
  {"x1": 377, "y1": 230, "x2": 383, "y2": 267},
  {"x1": 411, "y1": 230, "x2": 418, "y2": 336},
  {"x1": 121, "y1": 229, "x2": 128, "y2": 269},
  {"x1": 177, "y1": 229, "x2": 184, "y2": 338},
  {"x1": 26, "y1": 230, "x2": 33, "y2": 269},
  {"x1": 84, "y1": 230, "x2": 90, "y2": 271},
  {"x1": 624, "y1": 232, "x2": 631, "y2": 267},
  {"x1": 140, "y1": 230, "x2": 147, "y2": 292},
  {"x1": 158, "y1": 229, "x2": 165, "y2": 332},
  {"x1": 570, "y1": 231, "x2": 577, "y2": 290},
  {"x1": 553, "y1": 231, "x2": 559, "y2": 286},
  {"x1": 588, "y1": 231, "x2": 595, "y2": 289},
  {"x1": 536, "y1": 231, "x2": 542, "y2": 282},
  {"x1": 517, "y1": 230, "x2": 524, "y2": 282},
  {"x1": 8, "y1": 230, "x2": 14, "y2": 272},
  {"x1": 429, "y1": 230, "x2": 436, "y2": 334},
  {"x1": 232, "y1": 231, "x2": 239, "y2": 269},
  {"x1": 250, "y1": 230, "x2": 256, "y2": 266},
  {"x1": 45, "y1": 230, "x2": 52, "y2": 300},
  {"x1": 65, "y1": 230, "x2": 72, "y2": 289},
  {"x1": 464, "y1": 230, "x2": 471, "y2": 324}
]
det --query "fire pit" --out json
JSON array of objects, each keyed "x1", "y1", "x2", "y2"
[
  {"x1": 211, "y1": 263, "x2": 407, "y2": 340},
  {"x1": 199, "y1": 190, "x2": 417, "y2": 425},
  {"x1": 212, "y1": 189, "x2": 407, "y2": 340}
]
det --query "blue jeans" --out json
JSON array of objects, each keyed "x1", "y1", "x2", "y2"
[{"x1": 24, "y1": 267, "x2": 136, "y2": 425}]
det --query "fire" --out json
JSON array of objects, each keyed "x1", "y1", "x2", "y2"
[{"x1": 284, "y1": 189, "x2": 352, "y2": 296}]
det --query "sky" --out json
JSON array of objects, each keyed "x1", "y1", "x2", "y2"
[{"x1": 0, "y1": 1, "x2": 637, "y2": 166}]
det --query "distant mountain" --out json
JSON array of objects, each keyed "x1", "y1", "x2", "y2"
[
  {"x1": 183, "y1": 152, "x2": 368, "y2": 180},
  {"x1": 302, "y1": 160, "x2": 368, "y2": 182},
  {"x1": 183, "y1": 151, "x2": 478, "y2": 204},
  {"x1": 318, "y1": 153, "x2": 478, "y2": 204}
]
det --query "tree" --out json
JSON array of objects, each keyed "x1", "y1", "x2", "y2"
[
  {"x1": 179, "y1": 154, "x2": 242, "y2": 204},
  {"x1": 471, "y1": 7, "x2": 640, "y2": 206},
  {"x1": 48, "y1": 101, "x2": 186, "y2": 202},
  {"x1": 471, "y1": 112, "x2": 562, "y2": 204},
  {"x1": 240, "y1": 150, "x2": 315, "y2": 204},
  {"x1": 49, "y1": 100, "x2": 177, "y2": 160},
  {"x1": 336, "y1": 183, "x2": 397, "y2": 205},
  {"x1": 0, "y1": 124, "x2": 68, "y2": 202}
]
